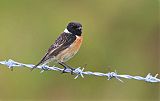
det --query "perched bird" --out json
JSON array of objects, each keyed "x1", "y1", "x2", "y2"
[{"x1": 31, "y1": 22, "x2": 83, "y2": 73}]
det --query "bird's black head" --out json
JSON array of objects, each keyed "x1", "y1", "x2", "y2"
[{"x1": 67, "y1": 22, "x2": 82, "y2": 36}]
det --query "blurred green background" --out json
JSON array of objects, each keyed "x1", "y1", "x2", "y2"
[{"x1": 0, "y1": 0, "x2": 159, "y2": 101}]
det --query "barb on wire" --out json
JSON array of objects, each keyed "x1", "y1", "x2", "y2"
[{"x1": 0, "y1": 59, "x2": 160, "y2": 83}]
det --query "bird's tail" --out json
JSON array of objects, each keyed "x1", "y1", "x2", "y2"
[{"x1": 31, "y1": 53, "x2": 49, "y2": 71}]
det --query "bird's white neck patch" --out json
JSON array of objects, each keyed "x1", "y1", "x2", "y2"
[{"x1": 64, "y1": 28, "x2": 71, "y2": 34}]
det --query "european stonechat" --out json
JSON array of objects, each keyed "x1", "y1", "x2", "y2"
[{"x1": 31, "y1": 22, "x2": 83, "y2": 72}]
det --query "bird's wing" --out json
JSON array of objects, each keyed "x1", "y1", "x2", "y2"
[
  {"x1": 48, "y1": 32, "x2": 76, "y2": 56},
  {"x1": 36, "y1": 32, "x2": 76, "y2": 65}
]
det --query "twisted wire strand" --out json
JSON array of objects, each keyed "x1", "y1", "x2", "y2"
[{"x1": 0, "y1": 59, "x2": 159, "y2": 83}]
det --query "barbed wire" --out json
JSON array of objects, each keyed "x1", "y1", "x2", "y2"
[{"x1": 0, "y1": 59, "x2": 159, "y2": 83}]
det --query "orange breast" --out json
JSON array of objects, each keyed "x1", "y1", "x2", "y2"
[
  {"x1": 57, "y1": 35, "x2": 83, "y2": 62},
  {"x1": 71, "y1": 36, "x2": 83, "y2": 51}
]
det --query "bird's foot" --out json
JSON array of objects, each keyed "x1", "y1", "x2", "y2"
[
  {"x1": 59, "y1": 62, "x2": 75, "y2": 75},
  {"x1": 61, "y1": 67, "x2": 75, "y2": 75},
  {"x1": 61, "y1": 67, "x2": 68, "y2": 74},
  {"x1": 69, "y1": 67, "x2": 75, "y2": 75}
]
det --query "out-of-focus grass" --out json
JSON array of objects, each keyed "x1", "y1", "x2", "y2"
[{"x1": 0, "y1": 0, "x2": 159, "y2": 101}]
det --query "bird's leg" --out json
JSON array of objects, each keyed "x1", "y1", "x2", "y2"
[
  {"x1": 58, "y1": 62, "x2": 68, "y2": 73},
  {"x1": 62, "y1": 62, "x2": 75, "y2": 75},
  {"x1": 59, "y1": 62, "x2": 75, "y2": 74}
]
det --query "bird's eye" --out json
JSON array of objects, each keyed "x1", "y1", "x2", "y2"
[{"x1": 71, "y1": 26, "x2": 77, "y2": 29}]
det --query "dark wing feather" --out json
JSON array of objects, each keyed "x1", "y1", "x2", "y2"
[
  {"x1": 50, "y1": 33, "x2": 76, "y2": 56},
  {"x1": 48, "y1": 32, "x2": 67, "y2": 52},
  {"x1": 32, "y1": 32, "x2": 76, "y2": 69}
]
